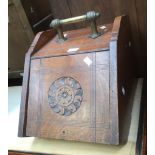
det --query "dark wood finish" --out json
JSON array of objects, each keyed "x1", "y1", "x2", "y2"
[
  {"x1": 12, "y1": 0, "x2": 34, "y2": 41},
  {"x1": 21, "y1": 0, "x2": 53, "y2": 34},
  {"x1": 49, "y1": 0, "x2": 75, "y2": 31},
  {"x1": 8, "y1": 0, "x2": 34, "y2": 78},
  {"x1": 21, "y1": 0, "x2": 51, "y2": 25},
  {"x1": 142, "y1": 110, "x2": 147, "y2": 155},
  {"x1": 8, "y1": 151, "x2": 52, "y2": 155},
  {"x1": 136, "y1": 80, "x2": 147, "y2": 155},
  {"x1": 110, "y1": 16, "x2": 136, "y2": 144},
  {"x1": 18, "y1": 15, "x2": 135, "y2": 145},
  {"x1": 8, "y1": 78, "x2": 23, "y2": 86},
  {"x1": 108, "y1": 16, "x2": 136, "y2": 144},
  {"x1": 18, "y1": 30, "x2": 56, "y2": 137},
  {"x1": 49, "y1": 0, "x2": 146, "y2": 76},
  {"x1": 9, "y1": 151, "x2": 33, "y2": 155},
  {"x1": 32, "y1": 24, "x2": 112, "y2": 58}
]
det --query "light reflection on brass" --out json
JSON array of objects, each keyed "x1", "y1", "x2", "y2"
[{"x1": 50, "y1": 11, "x2": 102, "y2": 43}]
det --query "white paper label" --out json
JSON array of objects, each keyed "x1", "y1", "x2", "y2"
[
  {"x1": 67, "y1": 48, "x2": 79, "y2": 53},
  {"x1": 100, "y1": 25, "x2": 106, "y2": 30},
  {"x1": 83, "y1": 57, "x2": 92, "y2": 66}
]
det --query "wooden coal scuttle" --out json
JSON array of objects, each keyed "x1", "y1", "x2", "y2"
[{"x1": 18, "y1": 11, "x2": 135, "y2": 145}]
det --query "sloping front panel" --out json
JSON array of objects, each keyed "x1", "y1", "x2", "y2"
[{"x1": 26, "y1": 51, "x2": 110, "y2": 143}]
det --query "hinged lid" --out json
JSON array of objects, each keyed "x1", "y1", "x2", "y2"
[{"x1": 31, "y1": 24, "x2": 113, "y2": 59}]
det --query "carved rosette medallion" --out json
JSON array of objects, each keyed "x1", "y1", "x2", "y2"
[{"x1": 48, "y1": 77, "x2": 83, "y2": 116}]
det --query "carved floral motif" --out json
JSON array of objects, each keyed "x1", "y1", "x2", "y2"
[{"x1": 48, "y1": 77, "x2": 83, "y2": 116}]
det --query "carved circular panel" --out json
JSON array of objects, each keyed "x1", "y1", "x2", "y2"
[{"x1": 48, "y1": 77, "x2": 83, "y2": 116}]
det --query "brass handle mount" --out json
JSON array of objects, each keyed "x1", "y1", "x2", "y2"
[{"x1": 50, "y1": 11, "x2": 102, "y2": 43}]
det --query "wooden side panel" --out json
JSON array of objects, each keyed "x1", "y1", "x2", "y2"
[
  {"x1": 95, "y1": 52, "x2": 111, "y2": 143},
  {"x1": 8, "y1": 0, "x2": 34, "y2": 77},
  {"x1": 109, "y1": 40, "x2": 119, "y2": 145},
  {"x1": 26, "y1": 51, "x2": 110, "y2": 143},
  {"x1": 26, "y1": 59, "x2": 40, "y2": 136},
  {"x1": 18, "y1": 30, "x2": 56, "y2": 137},
  {"x1": 117, "y1": 16, "x2": 136, "y2": 143},
  {"x1": 109, "y1": 16, "x2": 136, "y2": 144}
]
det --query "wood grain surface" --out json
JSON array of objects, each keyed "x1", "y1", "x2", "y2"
[
  {"x1": 49, "y1": 0, "x2": 146, "y2": 76},
  {"x1": 9, "y1": 151, "x2": 33, "y2": 155},
  {"x1": 18, "y1": 29, "x2": 56, "y2": 137},
  {"x1": 18, "y1": 15, "x2": 135, "y2": 145},
  {"x1": 32, "y1": 24, "x2": 112, "y2": 58},
  {"x1": 8, "y1": 0, "x2": 34, "y2": 77}
]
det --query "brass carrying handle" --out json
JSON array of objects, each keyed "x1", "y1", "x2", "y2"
[{"x1": 50, "y1": 11, "x2": 102, "y2": 43}]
